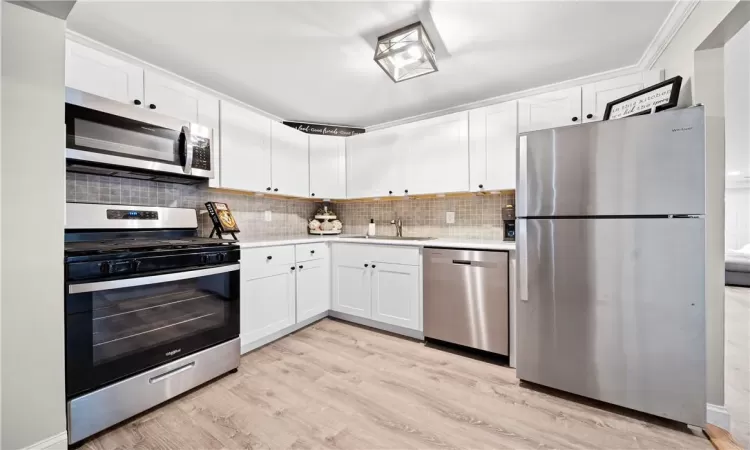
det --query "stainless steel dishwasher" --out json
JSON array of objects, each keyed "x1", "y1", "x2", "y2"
[{"x1": 423, "y1": 248, "x2": 509, "y2": 355}]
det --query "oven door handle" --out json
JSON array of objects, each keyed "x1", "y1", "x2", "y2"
[{"x1": 68, "y1": 264, "x2": 239, "y2": 294}]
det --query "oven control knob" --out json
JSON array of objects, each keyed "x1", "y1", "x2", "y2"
[
  {"x1": 132, "y1": 260, "x2": 142, "y2": 271},
  {"x1": 216, "y1": 253, "x2": 226, "y2": 262},
  {"x1": 200, "y1": 254, "x2": 209, "y2": 265}
]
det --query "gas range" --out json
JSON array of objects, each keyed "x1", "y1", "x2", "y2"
[{"x1": 64, "y1": 203, "x2": 240, "y2": 445}]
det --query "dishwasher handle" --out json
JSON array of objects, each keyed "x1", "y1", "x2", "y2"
[{"x1": 452, "y1": 259, "x2": 472, "y2": 265}]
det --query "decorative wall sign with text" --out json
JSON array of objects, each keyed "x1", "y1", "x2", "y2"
[
  {"x1": 603, "y1": 76, "x2": 682, "y2": 121},
  {"x1": 283, "y1": 121, "x2": 365, "y2": 137}
]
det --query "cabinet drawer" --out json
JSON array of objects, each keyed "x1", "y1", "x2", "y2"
[
  {"x1": 241, "y1": 246, "x2": 295, "y2": 271},
  {"x1": 332, "y1": 243, "x2": 419, "y2": 266},
  {"x1": 295, "y1": 242, "x2": 327, "y2": 263}
]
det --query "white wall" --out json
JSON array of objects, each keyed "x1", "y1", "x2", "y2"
[
  {"x1": 655, "y1": 0, "x2": 738, "y2": 107},
  {"x1": 1, "y1": 3, "x2": 67, "y2": 449},
  {"x1": 726, "y1": 189, "x2": 750, "y2": 250},
  {"x1": 724, "y1": 21, "x2": 750, "y2": 252}
]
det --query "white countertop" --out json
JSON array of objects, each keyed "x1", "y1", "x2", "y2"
[{"x1": 236, "y1": 235, "x2": 515, "y2": 251}]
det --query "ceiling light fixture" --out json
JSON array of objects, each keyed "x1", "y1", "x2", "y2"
[{"x1": 375, "y1": 21, "x2": 437, "y2": 83}]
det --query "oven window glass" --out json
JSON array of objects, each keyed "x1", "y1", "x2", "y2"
[{"x1": 91, "y1": 274, "x2": 230, "y2": 365}]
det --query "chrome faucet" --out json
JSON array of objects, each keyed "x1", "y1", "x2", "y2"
[{"x1": 390, "y1": 218, "x2": 403, "y2": 237}]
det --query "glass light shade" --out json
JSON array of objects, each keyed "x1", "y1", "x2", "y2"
[{"x1": 375, "y1": 22, "x2": 437, "y2": 83}]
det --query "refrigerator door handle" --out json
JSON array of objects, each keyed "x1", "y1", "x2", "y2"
[
  {"x1": 518, "y1": 219, "x2": 528, "y2": 301},
  {"x1": 517, "y1": 136, "x2": 527, "y2": 217}
]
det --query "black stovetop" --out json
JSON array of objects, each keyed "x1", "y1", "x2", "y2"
[{"x1": 64, "y1": 236, "x2": 237, "y2": 256}]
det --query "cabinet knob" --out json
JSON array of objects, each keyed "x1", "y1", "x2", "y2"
[
  {"x1": 364, "y1": 263, "x2": 369, "y2": 268},
  {"x1": 266, "y1": 187, "x2": 271, "y2": 191},
  {"x1": 299, "y1": 265, "x2": 303, "y2": 269},
  {"x1": 133, "y1": 99, "x2": 142, "y2": 105},
  {"x1": 266, "y1": 255, "x2": 272, "y2": 260},
  {"x1": 291, "y1": 266, "x2": 296, "y2": 271},
  {"x1": 404, "y1": 189, "x2": 409, "y2": 194},
  {"x1": 586, "y1": 113, "x2": 593, "y2": 119},
  {"x1": 149, "y1": 104, "x2": 156, "y2": 110},
  {"x1": 388, "y1": 190, "x2": 393, "y2": 195},
  {"x1": 311, "y1": 193, "x2": 315, "y2": 197},
  {"x1": 310, "y1": 250, "x2": 315, "y2": 254},
  {"x1": 479, "y1": 184, "x2": 484, "y2": 189},
  {"x1": 571, "y1": 116, "x2": 578, "y2": 122},
  {"x1": 273, "y1": 188, "x2": 279, "y2": 192},
  {"x1": 372, "y1": 264, "x2": 376, "y2": 268}
]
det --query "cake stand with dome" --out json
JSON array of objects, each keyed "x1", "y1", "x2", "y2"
[{"x1": 308, "y1": 206, "x2": 343, "y2": 235}]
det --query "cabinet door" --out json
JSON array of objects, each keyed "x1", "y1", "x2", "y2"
[
  {"x1": 309, "y1": 135, "x2": 346, "y2": 199},
  {"x1": 241, "y1": 265, "x2": 296, "y2": 343},
  {"x1": 220, "y1": 101, "x2": 272, "y2": 192},
  {"x1": 581, "y1": 69, "x2": 664, "y2": 123},
  {"x1": 370, "y1": 263, "x2": 420, "y2": 330},
  {"x1": 346, "y1": 129, "x2": 401, "y2": 199},
  {"x1": 518, "y1": 87, "x2": 582, "y2": 133},
  {"x1": 144, "y1": 71, "x2": 206, "y2": 123},
  {"x1": 401, "y1": 111, "x2": 469, "y2": 196},
  {"x1": 469, "y1": 101, "x2": 518, "y2": 192},
  {"x1": 271, "y1": 121, "x2": 310, "y2": 198},
  {"x1": 65, "y1": 40, "x2": 144, "y2": 105},
  {"x1": 332, "y1": 261, "x2": 371, "y2": 318},
  {"x1": 296, "y1": 259, "x2": 330, "y2": 322}
]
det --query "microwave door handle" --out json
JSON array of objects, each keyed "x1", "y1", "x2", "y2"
[{"x1": 180, "y1": 125, "x2": 193, "y2": 175}]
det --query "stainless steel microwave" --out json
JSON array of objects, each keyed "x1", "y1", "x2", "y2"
[{"x1": 65, "y1": 88, "x2": 214, "y2": 184}]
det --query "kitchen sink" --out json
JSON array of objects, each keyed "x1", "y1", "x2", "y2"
[{"x1": 350, "y1": 235, "x2": 436, "y2": 241}]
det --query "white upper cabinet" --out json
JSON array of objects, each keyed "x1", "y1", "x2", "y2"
[
  {"x1": 271, "y1": 122, "x2": 310, "y2": 198},
  {"x1": 469, "y1": 101, "x2": 518, "y2": 192},
  {"x1": 518, "y1": 86, "x2": 582, "y2": 133},
  {"x1": 65, "y1": 40, "x2": 144, "y2": 106},
  {"x1": 143, "y1": 71, "x2": 219, "y2": 126},
  {"x1": 581, "y1": 69, "x2": 664, "y2": 123},
  {"x1": 346, "y1": 128, "x2": 402, "y2": 199},
  {"x1": 220, "y1": 101, "x2": 272, "y2": 192},
  {"x1": 309, "y1": 135, "x2": 346, "y2": 199},
  {"x1": 401, "y1": 111, "x2": 469, "y2": 196}
]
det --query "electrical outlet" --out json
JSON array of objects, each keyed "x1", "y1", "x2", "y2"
[
  {"x1": 446, "y1": 211, "x2": 455, "y2": 224},
  {"x1": 264, "y1": 210, "x2": 272, "y2": 222}
]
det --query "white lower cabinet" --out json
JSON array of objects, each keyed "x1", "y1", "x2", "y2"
[
  {"x1": 331, "y1": 244, "x2": 421, "y2": 332},
  {"x1": 240, "y1": 264, "x2": 296, "y2": 344},
  {"x1": 240, "y1": 244, "x2": 330, "y2": 351},
  {"x1": 370, "y1": 263, "x2": 420, "y2": 330},
  {"x1": 296, "y1": 258, "x2": 330, "y2": 322},
  {"x1": 332, "y1": 260, "x2": 371, "y2": 318}
]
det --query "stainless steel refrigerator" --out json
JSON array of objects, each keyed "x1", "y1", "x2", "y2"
[{"x1": 516, "y1": 106, "x2": 706, "y2": 426}]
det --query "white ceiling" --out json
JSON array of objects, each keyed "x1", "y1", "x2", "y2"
[{"x1": 67, "y1": 1, "x2": 676, "y2": 128}]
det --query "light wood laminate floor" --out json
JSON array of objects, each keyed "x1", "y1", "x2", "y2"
[
  {"x1": 83, "y1": 319, "x2": 711, "y2": 449},
  {"x1": 725, "y1": 286, "x2": 750, "y2": 449}
]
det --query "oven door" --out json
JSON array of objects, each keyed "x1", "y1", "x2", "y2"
[
  {"x1": 65, "y1": 88, "x2": 213, "y2": 180},
  {"x1": 65, "y1": 264, "x2": 239, "y2": 398}
]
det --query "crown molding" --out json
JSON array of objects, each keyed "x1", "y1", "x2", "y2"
[{"x1": 638, "y1": 0, "x2": 700, "y2": 69}]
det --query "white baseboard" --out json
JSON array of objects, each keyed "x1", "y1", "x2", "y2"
[
  {"x1": 328, "y1": 311, "x2": 424, "y2": 340},
  {"x1": 706, "y1": 403, "x2": 731, "y2": 430},
  {"x1": 22, "y1": 431, "x2": 68, "y2": 450},
  {"x1": 241, "y1": 312, "x2": 328, "y2": 354}
]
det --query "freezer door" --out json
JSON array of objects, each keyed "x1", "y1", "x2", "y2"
[
  {"x1": 516, "y1": 217, "x2": 706, "y2": 426},
  {"x1": 517, "y1": 106, "x2": 705, "y2": 217}
]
